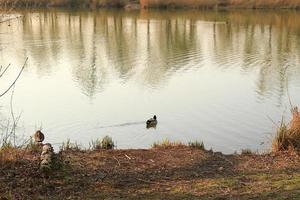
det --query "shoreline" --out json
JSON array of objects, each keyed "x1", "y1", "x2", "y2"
[
  {"x1": 1, "y1": 111, "x2": 300, "y2": 199},
  {"x1": 1, "y1": 144, "x2": 300, "y2": 199}
]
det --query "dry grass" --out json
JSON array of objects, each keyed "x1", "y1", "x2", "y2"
[
  {"x1": 89, "y1": 136, "x2": 115, "y2": 150},
  {"x1": 2, "y1": 146, "x2": 300, "y2": 199},
  {"x1": 272, "y1": 107, "x2": 300, "y2": 152},
  {"x1": 241, "y1": 148, "x2": 254, "y2": 155},
  {"x1": 59, "y1": 139, "x2": 81, "y2": 152},
  {"x1": 152, "y1": 139, "x2": 185, "y2": 148},
  {"x1": 152, "y1": 139, "x2": 205, "y2": 149}
]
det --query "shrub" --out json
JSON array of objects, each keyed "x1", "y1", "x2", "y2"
[{"x1": 100, "y1": 136, "x2": 114, "y2": 150}]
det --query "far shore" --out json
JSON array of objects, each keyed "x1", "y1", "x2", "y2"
[{"x1": 1, "y1": 0, "x2": 300, "y2": 10}]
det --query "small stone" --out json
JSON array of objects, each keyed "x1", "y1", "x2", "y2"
[{"x1": 42, "y1": 143, "x2": 53, "y2": 153}]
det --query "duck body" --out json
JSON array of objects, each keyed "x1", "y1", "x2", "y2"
[
  {"x1": 34, "y1": 130, "x2": 45, "y2": 143},
  {"x1": 146, "y1": 115, "x2": 157, "y2": 128}
]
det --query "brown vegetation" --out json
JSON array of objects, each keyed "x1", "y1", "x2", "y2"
[
  {"x1": 272, "y1": 107, "x2": 300, "y2": 152},
  {"x1": 1, "y1": 145, "x2": 300, "y2": 199}
]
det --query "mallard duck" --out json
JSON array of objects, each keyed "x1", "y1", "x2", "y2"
[
  {"x1": 146, "y1": 115, "x2": 157, "y2": 128},
  {"x1": 33, "y1": 130, "x2": 44, "y2": 143}
]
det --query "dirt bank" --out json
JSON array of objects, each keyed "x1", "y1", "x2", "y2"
[{"x1": 1, "y1": 146, "x2": 300, "y2": 199}]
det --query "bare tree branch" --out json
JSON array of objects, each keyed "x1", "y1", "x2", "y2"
[
  {"x1": 0, "y1": 57, "x2": 28, "y2": 98},
  {"x1": 0, "y1": 64, "x2": 11, "y2": 78}
]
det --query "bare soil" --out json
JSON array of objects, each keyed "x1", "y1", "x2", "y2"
[{"x1": 1, "y1": 146, "x2": 300, "y2": 199}]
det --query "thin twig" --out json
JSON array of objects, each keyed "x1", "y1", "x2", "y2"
[
  {"x1": 124, "y1": 154, "x2": 131, "y2": 160},
  {"x1": 0, "y1": 64, "x2": 11, "y2": 78},
  {"x1": 286, "y1": 78, "x2": 293, "y2": 111},
  {"x1": 10, "y1": 85, "x2": 16, "y2": 146},
  {"x1": 113, "y1": 156, "x2": 121, "y2": 166},
  {"x1": 0, "y1": 57, "x2": 28, "y2": 98},
  {"x1": 267, "y1": 115, "x2": 279, "y2": 128}
]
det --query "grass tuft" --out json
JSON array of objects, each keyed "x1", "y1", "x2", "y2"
[
  {"x1": 100, "y1": 136, "x2": 115, "y2": 150},
  {"x1": 89, "y1": 136, "x2": 115, "y2": 150},
  {"x1": 60, "y1": 139, "x2": 81, "y2": 152},
  {"x1": 153, "y1": 139, "x2": 207, "y2": 149},
  {"x1": 272, "y1": 107, "x2": 300, "y2": 152},
  {"x1": 89, "y1": 138, "x2": 102, "y2": 150},
  {"x1": 241, "y1": 148, "x2": 254, "y2": 155},
  {"x1": 152, "y1": 139, "x2": 185, "y2": 148},
  {"x1": 188, "y1": 141, "x2": 205, "y2": 150}
]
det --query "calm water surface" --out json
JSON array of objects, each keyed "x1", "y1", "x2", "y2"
[{"x1": 1, "y1": 9, "x2": 300, "y2": 153}]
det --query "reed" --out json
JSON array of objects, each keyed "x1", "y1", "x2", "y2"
[{"x1": 272, "y1": 107, "x2": 300, "y2": 152}]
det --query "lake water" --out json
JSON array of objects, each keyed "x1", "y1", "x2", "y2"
[{"x1": 0, "y1": 9, "x2": 300, "y2": 153}]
